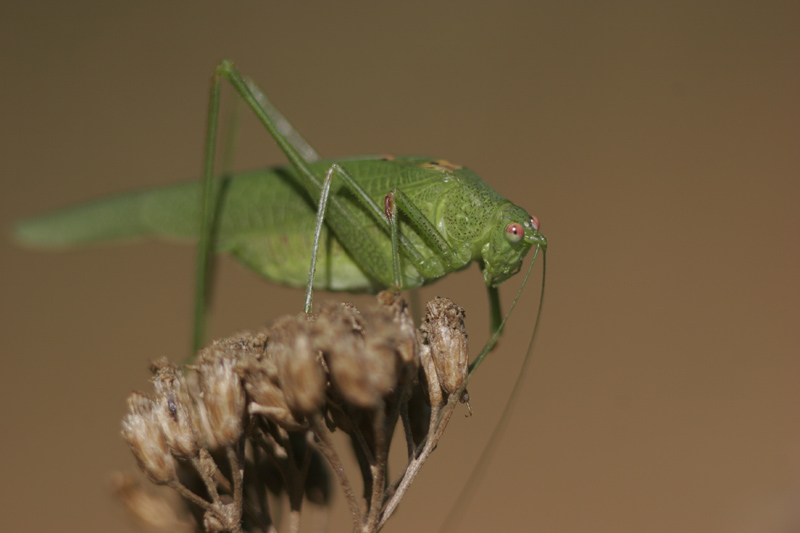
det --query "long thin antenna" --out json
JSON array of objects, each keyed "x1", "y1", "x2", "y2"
[{"x1": 440, "y1": 250, "x2": 547, "y2": 532}]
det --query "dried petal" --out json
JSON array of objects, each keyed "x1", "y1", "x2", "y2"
[{"x1": 418, "y1": 340, "x2": 443, "y2": 408}]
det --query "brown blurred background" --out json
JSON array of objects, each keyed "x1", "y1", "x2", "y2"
[{"x1": 1, "y1": 2, "x2": 798, "y2": 532}]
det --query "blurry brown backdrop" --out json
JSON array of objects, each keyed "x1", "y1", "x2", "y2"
[{"x1": 1, "y1": 2, "x2": 798, "y2": 532}]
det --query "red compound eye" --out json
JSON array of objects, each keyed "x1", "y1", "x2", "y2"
[
  {"x1": 505, "y1": 222, "x2": 524, "y2": 244},
  {"x1": 530, "y1": 216, "x2": 540, "y2": 231}
]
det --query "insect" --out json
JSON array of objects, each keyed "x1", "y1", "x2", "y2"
[
  {"x1": 14, "y1": 59, "x2": 547, "y2": 368},
  {"x1": 14, "y1": 59, "x2": 548, "y2": 529}
]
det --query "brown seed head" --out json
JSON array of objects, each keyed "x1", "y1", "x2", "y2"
[
  {"x1": 371, "y1": 291, "x2": 420, "y2": 381},
  {"x1": 314, "y1": 302, "x2": 395, "y2": 408},
  {"x1": 421, "y1": 297, "x2": 469, "y2": 396},
  {"x1": 197, "y1": 346, "x2": 246, "y2": 448},
  {"x1": 268, "y1": 314, "x2": 326, "y2": 415},
  {"x1": 121, "y1": 392, "x2": 177, "y2": 485},
  {"x1": 235, "y1": 331, "x2": 306, "y2": 431},
  {"x1": 150, "y1": 358, "x2": 199, "y2": 458}
]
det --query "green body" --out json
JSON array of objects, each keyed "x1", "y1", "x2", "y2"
[
  {"x1": 15, "y1": 155, "x2": 538, "y2": 293},
  {"x1": 13, "y1": 62, "x2": 549, "y2": 529},
  {"x1": 15, "y1": 60, "x2": 547, "y2": 362}
]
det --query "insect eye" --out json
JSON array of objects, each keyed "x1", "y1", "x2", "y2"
[
  {"x1": 504, "y1": 222, "x2": 524, "y2": 244},
  {"x1": 530, "y1": 216, "x2": 540, "y2": 231}
]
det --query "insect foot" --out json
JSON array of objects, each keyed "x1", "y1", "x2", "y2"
[{"x1": 117, "y1": 293, "x2": 474, "y2": 533}]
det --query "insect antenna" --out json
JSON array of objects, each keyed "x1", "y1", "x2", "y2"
[{"x1": 442, "y1": 248, "x2": 547, "y2": 532}]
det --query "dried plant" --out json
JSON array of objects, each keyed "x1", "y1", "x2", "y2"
[{"x1": 117, "y1": 292, "x2": 472, "y2": 533}]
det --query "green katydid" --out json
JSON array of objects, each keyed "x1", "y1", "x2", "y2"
[
  {"x1": 14, "y1": 59, "x2": 548, "y2": 527},
  {"x1": 14, "y1": 59, "x2": 547, "y2": 376}
]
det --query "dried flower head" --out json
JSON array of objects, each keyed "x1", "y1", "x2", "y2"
[
  {"x1": 364, "y1": 292, "x2": 420, "y2": 385},
  {"x1": 313, "y1": 302, "x2": 396, "y2": 408},
  {"x1": 117, "y1": 294, "x2": 477, "y2": 533},
  {"x1": 121, "y1": 392, "x2": 177, "y2": 485},
  {"x1": 197, "y1": 345, "x2": 246, "y2": 448},
  {"x1": 234, "y1": 330, "x2": 307, "y2": 431},
  {"x1": 268, "y1": 314, "x2": 326, "y2": 415},
  {"x1": 375, "y1": 291, "x2": 419, "y2": 376},
  {"x1": 150, "y1": 358, "x2": 199, "y2": 458},
  {"x1": 421, "y1": 297, "x2": 469, "y2": 396}
]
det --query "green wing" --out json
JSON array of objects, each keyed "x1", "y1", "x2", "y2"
[
  {"x1": 14, "y1": 166, "x2": 373, "y2": 291},
  {"x1": 13, "y1": 157, "x2": 466, "y2": 292}
]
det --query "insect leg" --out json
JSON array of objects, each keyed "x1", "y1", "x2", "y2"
[
  {"x1": 389, "y1": 190, "x2": 449, "y2": 255},
  {"x1": 384, "y1": 192, "x2": 402, "y2": 289},
  {"x1": 382, "y1": 187, "x2": 469, "y2": 293},
  {"x1": 469, "y1": 245, "x2": 542, "y2": 374},
  {"x1": 386, "y1": 188, "x2": 463, "y2": 267},
  {"x1": 304, "y1": 163, "x2": 337, "y2": 313},
  {"x1": 192, "y1": 68, "x2": 224, "y2": 355},
  {"x1": 212, "y1": 60, "x2": 427, "y2": 287},
  {"x1": 192, "y1": 62, "x2": 331, "y2": 353},
  {"x1": 487, "y1": 284, "x2": 502, "y2": 342},
  {"x1": 243, "y1": 77, "x2": 320, "y2": 164}
]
